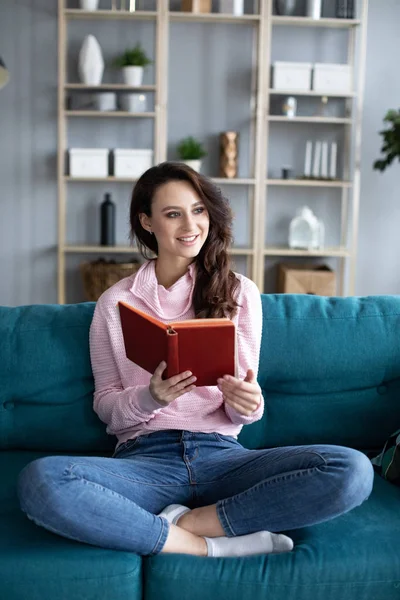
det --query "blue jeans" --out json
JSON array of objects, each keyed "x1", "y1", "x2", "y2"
[{"x1": 17, "y1": 430, "x2": 373, "y2": 556}]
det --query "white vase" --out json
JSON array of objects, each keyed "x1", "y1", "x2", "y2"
[
  {"x1": 120, "y1": 93, "x2": 147, "y2": 113},
  {"x1": 306, "y1": 0, "x2": 322, "y2": 19},
  {"x1": 78, "y1": 35, "x2": 104, "y2": 85},
  {"x1": 95, "y1": 92, "x2": 117, "y2": 111},
  {"x1": 218, "y1": 0, "x2": 244, "y2": 15},
  {"x1": 80, "y1": 0, "x2": 99, "y2": 9},
  {"x1": 122, "y1": 66, "x2": 144, "y2": 86},
  {"x1": 181, "y1": 159, "x2": 202, "y2": 172}
]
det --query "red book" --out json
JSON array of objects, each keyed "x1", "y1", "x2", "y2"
[{"x1": 118, "y1": 301, "x2": 236, "y2": 387}]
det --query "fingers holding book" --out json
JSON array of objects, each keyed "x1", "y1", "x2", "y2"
[{"x1": 149, "y1": 361, "x2": 197, "y2": 407}]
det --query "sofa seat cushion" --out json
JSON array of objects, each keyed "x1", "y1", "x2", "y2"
[
  {"x1": 144, "y1": 474, "x2": 400, "y2": 600},
  {"x1": 1, "y1": 451, "x2": 142, "y2": 600}
]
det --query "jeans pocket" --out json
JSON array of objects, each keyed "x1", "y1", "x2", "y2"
[
  {"x1": 214, "y1": 433, "x2": 241, "y2": 446},
  {"x1": 112, "y1": 437, "x2": 142, "y2": 459}
]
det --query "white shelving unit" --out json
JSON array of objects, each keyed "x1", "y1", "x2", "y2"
[{"x1": 57, "y1": 0, "x2": 368, "y2": 303}]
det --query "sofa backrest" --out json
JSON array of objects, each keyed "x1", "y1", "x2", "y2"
[
  {"x1": 0, "y1": 303, "x2": 114, "y2": 452},
  {"x1": 239, "y1": 294, "x2": 400, "y2": 451},
  {"x1": 1, "y1": 295, "x2": 400, "y2": 453}
]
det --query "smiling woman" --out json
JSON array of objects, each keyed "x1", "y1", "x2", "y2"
[{"x1": 129, "y1": 161, "x2": 240, "y2": 319}]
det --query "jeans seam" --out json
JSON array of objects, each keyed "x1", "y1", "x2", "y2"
[
  {"x1": 217, "y1": 501, "x2": 236, "y2": 536},
  {"x1": 68, "y1": 462, "x2": 189, "y2": 488},
  {"x1": 151, "y1": 516, "x2": 168, "y2": 555}
]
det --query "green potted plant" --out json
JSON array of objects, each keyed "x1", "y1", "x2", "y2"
[
  {"x1": 373, "y1": 109, "x2": 400, "y2": 172},
  {"x1": 177, "y1": 136, "x2": 207, "y2": 172},
  {"x1": 113, "y1": 43, "x2": 152, "y2": 87}
]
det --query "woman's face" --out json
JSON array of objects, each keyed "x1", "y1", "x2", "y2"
[{"x1": 140, "y1": 180, "x2": 210, "y2": 262}]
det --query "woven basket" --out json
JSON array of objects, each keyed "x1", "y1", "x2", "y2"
[{"x1": 80, "y1": 260, "x2": 141, "y2": 301}]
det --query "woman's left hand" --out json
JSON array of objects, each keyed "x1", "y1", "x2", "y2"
[{"x1": 218, "y1": 369, "x2": 262, "y2": 416}]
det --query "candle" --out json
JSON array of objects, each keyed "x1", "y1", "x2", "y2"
[
  {"x1": 321, "y1": 142, "x2": 328, "y2": 178},
  {"x1": 313, "y1": 141, "x2": 322, "y2": 178},
  {"x1": 304, "y1": 140, "x2": 312, "y2": 177},
  {"x1": 330, "y1": 142, "x2": 337, "y2": 179}
]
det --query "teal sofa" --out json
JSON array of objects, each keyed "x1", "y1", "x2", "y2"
[{"x1": 1, "y1": 295, "x2": 400, "y2": 600}]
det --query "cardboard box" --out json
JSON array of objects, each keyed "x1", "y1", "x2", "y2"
[
  {"x1": 69, "y1": 148, "x2": 109, "y2": 178},
  {"x1": 113, "y1": 149, "x2": 153, "y2": 179},
  {"x1": 313, "y1": 63, "x2": 353, "y2": 94},
  {"x1": 278, "y1": 264, "x2": 336, "y2": 296},
  {"x1": 272, "y1": 62, "x2": 312, "y2": 92},
  {"x1": 181, "y1": 0, "x2": 212, "y2": 12}
]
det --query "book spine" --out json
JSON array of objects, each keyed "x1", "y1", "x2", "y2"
[{"x1": 166, "y1": 329, "x2": 179, "y2": 379}]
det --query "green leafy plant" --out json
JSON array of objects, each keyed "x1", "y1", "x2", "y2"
[
  {"x1": 177, "y1": 136, "x2": 207, "y2": 160},
  {"x1": 113, "y1": 44, "x2": 152, "y2": 68},
  {"x1": 373, "y1": 109, "x2": 400, "y2": 172}
]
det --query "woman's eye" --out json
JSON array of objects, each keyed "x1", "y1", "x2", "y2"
[
  {"x1": 194, "y1": 207, "x2": 205, "y2": 214},
  {"x1": 166, "y1": 212, "x2": 180, "y2": 218}
]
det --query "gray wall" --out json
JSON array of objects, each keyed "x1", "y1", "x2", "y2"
[{"x1": 0, "y1": 0, "x2": 398, "y2": 305}]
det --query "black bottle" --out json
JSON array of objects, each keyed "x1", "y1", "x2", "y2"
[
  {"x1": 100, "y1": 193, "x2": 115, "y2": 246},
  {"x1": 346, "y1": 0, "x2": 355, "y2": 18},
  {"x1": 336, "y1": 0, "x2": 348, "y2": 18}
]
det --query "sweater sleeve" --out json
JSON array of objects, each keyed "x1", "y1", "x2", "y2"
[
  {"x1": 224, "y1": 278, "x2": 264, "y2": 426},
  {"x1": 89, "y1": 299, "x2": 162, "y2": 436}
]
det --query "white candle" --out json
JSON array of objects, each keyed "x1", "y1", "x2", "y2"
[
  {"x1": 330, "y1": 142, "x2": 337, "y2": 179},
  {"x1": 304, "y1": 141, "x2": 312, "y2": 177},
  {"x1": 313, "y1": 141, "x2": 322, "y2": 178},
  {"x1": 321, "y1": 142, "x2": 328, "y2": 178}
]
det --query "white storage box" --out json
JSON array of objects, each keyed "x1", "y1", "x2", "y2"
[
  {"x1": 114, "y1": 149, "x2": 153, "y2": 179},
  {"x1": 313, "y1": 63, "x2": 353, "y2": 94},
  {"x1": 272, "y1": 62, "x2": 312, "y2": 92},
  {"x1": 69, "y1": 148, "x2": 109, "y2": 178}
]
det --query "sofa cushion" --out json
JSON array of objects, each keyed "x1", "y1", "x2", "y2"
[
  {"x1": 144, "y1": 474, "x2": 400, "y2": 600},
  {"x1": 239, "y1": 294, "x2": 400, "y2": 451},
  {"x1": 0, "y1": 451, "x2": 142, "y2": 600},
  {"x1": 0, "y1": 303, "x2": 114, "y2": 452}
]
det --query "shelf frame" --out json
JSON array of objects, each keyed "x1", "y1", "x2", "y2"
[{"x1": 57, "y1": 0, "x2": 369, "y2": 302}]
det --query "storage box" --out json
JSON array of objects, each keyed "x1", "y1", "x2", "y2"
[
  {"x1": 181, "y1": 0, "x2": 212, "y2": 12},
  {"x1": 277, "y1": 264, "x2": 336, "y2": 296},
  {"x1": 272, "y1": 62, "x2": 312, "y2": 92},
  {"x1": 69, "y1": 148, "x2": 109, "y2": 178},
  {"x1": 313, "y1": 63, "x2": 353, "y2": 94},
  {"x1": 113, "y1": 149, "x2": 153, "y2": 179}
]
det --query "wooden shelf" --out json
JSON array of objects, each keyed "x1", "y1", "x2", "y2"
[
  {"x1": 64, "y1": 245, "x2": 253, "y2": 256},
  {"x1": 263, "y1": 246, "x2": 350, "y2": 257},
  {"x1": 65, "y1": 176, "x2": 138, "y2": 183},
  {"x1": 212, "y1": 177, "x2": 255, "y2": 185},
  {"x1": 64, "y1": 9, "x2": 157, "y2": 20},
  {"x1": 65, "y1": 84, "x2": 156, "y2": 92},
  {"x1": 169, "y1": 12, "x2": 260, "y2": 24},
  {"x1": 268, "y1": 116, "x2": 351, "y2": 124},
  {"x1": 65, "y1": 110, "x2": 156, "y2": 118},
  {"x1": 269, "y1": 89, "x2": 356, "y2": 98},
  {"x1": 267, "y1": 179, "x2": 352, "y2": 188},
  {"x1": 271, "y1": 16, "x2": 360, "y2": 28}
]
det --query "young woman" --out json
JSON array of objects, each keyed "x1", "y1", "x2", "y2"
[{"x1": 17, "y1": 162, "x2": 374, "y2": 558}]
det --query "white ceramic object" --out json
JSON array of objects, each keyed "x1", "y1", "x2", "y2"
[
  {"x1": 78, "y1": 35, "x2": 104, "y2": 85},
  {"x1": 218, "y1": 0, "x2": 244, "y2": 15},
  {"x1": 181, "y1": 159, "x2": 202, "y2": 172},
  {"x1": 275, "y1": 0, "x2": 297, "y2": 15},
  {"x1": 95, "y1": 93, "x2": 117, "y2": 111},
  {"x1": 273, "y1": 62, "x2": 312, "y2": 91},
  {"x1": 313, "y1": 63, "x2": 353, "y2": 94},
  {"x1": 306, "y1": 0, "x2": 321, "y2": 19},
  {"x1": 114, "y1": 149, "x2": 153, "y2": 178},
  {"x1": 120, "y1": 93, "x2": 147, "y2": 113},
  {"x1": 122, "y1": 66, "x2": 144, "y2": 86},
  {"x1": 69, "y1": 148, "x2": 109, "y2": 178},
  {"x1": 80, "y1": 0, "x2": 99, "y2": 10},
  {"x1": 289, "y1": 206, "x2": 325, "y2": 249}
]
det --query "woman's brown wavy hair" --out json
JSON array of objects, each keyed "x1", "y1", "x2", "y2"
[{"x1": 129, "y1": 161, "x2": 240, "y2": 319}]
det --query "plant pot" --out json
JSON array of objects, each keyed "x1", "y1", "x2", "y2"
[
  {"x1": 218, "y1": 0, "x2": 244, "y2": 15},
  {"x1": 80, "y1": 0, "x2": 99, "y2": 10},
  {"x1": 181, "y1": 0, "x2": 212, "y2": 13},
  {"x1": 181, "y1": 159, "x2": 202, "y2": 172},
  {"x1": 122, "y1": 66, "x2": 144, "y2": 86},
  {"x1": 78, "y1": 35, "x2": 104, "y2": 85},
  {"x1": 119, "y1": 93, "x2": 147, "y2": 113}
]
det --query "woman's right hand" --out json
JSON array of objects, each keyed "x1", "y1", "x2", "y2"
[{"x1": 149, "y1": 361, "x2": 197, "y2": 407}]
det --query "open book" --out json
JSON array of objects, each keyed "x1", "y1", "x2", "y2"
[{"x1": 118, "y1": 301, "x2": 236, "y2": 387}]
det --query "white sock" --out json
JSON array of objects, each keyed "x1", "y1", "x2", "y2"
[
  {"x1": 204, "y1": 530, "x2": 294, "y2": 557},
  {"x1": 158, "y1": 504, "x2": 191, "y2": 525}
]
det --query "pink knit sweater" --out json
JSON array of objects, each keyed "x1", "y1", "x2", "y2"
[{"x1": 89, "y1": 260, "x2": 264, "y2": 447}]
